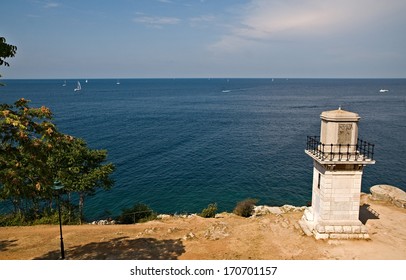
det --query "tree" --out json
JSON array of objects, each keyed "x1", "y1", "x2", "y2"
[
  {"x1": 0, "y1": 98, "x2": 62, "y2": 214},
  {"x1": 0, "y1": 37, "x2": 115, "y2": 224},
  {"x1": 0, "y1": 37, "x2": 17, "y2": 85},
  {"x1": 117, "y1": 203, "x2": 156, "y2": 224},
  {"x1": 0, "y1": 99, "x2": 115, "y2": 222},
  {"x1": 50, "y1": 137, "x2": 115, "y2": 223}
]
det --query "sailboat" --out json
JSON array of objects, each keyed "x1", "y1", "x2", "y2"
[
  {"x1": 62, "y1": 80, "x2": 66, "y2": 87},
  {"x1": 116, "y1": 79, "x2": 120, "y2": 85},
  {"x1": 74, "y1": 81, "x2": 81, "y2": 92}
]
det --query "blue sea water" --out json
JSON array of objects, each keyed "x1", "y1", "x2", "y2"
[{"x1": 1, "y1": 78, "x2": 405, "y2": 220}]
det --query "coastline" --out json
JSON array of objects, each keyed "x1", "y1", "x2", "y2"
[{"x1": 1, "y1": 192, "x2": 405, "y2": 260}]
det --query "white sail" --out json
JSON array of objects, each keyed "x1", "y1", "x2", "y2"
[{"x1": 74, "y1": 81, "x2": 81, "y2": 92}]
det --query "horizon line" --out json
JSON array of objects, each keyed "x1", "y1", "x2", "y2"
[{"x1": 2, "y1": 77, "x2": 405, "y2": 80}]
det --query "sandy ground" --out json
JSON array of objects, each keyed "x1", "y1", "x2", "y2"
[{"x1": 0, "y1": 196, "x2": 405, "y2": 260}]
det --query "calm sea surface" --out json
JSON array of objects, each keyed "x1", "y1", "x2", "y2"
[{"x1": 1, "y1": 78, "x2": 405, "y2": 220}]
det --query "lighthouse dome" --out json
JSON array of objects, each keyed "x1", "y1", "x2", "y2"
[{"x1": 320, "y1": 108, "x2": 360, "y2": 122}]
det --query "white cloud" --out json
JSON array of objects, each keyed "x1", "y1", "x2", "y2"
[
  {"x1": 133, "y1": 16, "x2": 181, "y2": 28},
  {"x1": 189, "y1": 15, "x2": 216, "y2": 27},
  {"x1": 43, "y1": 2, "x2": 60, "y2": 9},
  {"x1": 209, "y1": 35, "x2": 254, "y2": 54},
  {"x1": 189, "y1": 15, "x2": 215, "y2": 23},
  {"x1": 210, "y1": 0, "x2": 406, "y2": 52}
]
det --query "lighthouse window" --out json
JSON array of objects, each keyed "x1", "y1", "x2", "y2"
[{"x1": 317, "y1": 173, "x2": 321, "y2": 189}]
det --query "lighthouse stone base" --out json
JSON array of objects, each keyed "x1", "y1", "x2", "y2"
[{"x1": 299, "y1": 207, "x2": 370, "y2": 239}]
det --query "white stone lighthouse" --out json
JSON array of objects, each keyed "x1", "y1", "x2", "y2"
[{"x1": 300, "y1": 108, "x2": 375, "y2": 239}]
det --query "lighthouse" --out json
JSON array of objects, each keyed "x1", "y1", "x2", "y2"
[{"x1": 300, "y1": 108, "x2": 375, "y2": 239}]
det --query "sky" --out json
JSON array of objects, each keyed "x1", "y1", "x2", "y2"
[{"x1": 1, "y1": 0, "x2": 406, "y2": 79}]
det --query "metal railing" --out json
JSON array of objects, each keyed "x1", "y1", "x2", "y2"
[{"x1": 306, "y1": 136, "x2": 374, "y2": 162}]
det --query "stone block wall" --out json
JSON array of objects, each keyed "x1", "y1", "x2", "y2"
[{"x1": 313, "y1": 168, "x2": 363, "y2": 221}]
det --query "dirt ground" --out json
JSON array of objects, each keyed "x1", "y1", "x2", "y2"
[{"x1": 0, "y1": 196, "x2": 405, "y2": 260}]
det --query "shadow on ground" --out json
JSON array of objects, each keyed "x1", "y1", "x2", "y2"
[
  {"x1": 359, "y1": 204, "x2": 380, "y2": 225},
  {"x1": 0, "y1": 239, "x2": 18, "y2": 252},
  {"x1": 34, "y1": 237, "x2": 185, "y2": 260}
]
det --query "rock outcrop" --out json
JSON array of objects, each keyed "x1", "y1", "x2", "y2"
[
  {"x1": 370, "y1": 185, "x2": 406, "y2": 209},
  {"x1": 253, "y1": 205, "x2": 306, "y2": 217}
]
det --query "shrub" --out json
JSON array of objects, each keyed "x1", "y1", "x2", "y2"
[
  {"x1": 0, "y1": 204, "x2": 78, "y2": 226},
  {"x1": 199, "y1": 203, "x2": 217, "y2": 218},
  {"x1": 233, "y1": 198, "x2": 258, "y2": 217},
  {"x1": 117, "y1": 203, "x2": 156, "y2": 224},
  {"x1": 0, "y1": 213, "x2": 26, "y2": 227},
  {"x1": 31, "y1": 210, "x2": 60, "y2": 225}
]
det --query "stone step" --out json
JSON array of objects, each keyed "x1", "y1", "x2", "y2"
[{"x1": 298, "y1": 220, "x2": 313, "y2": 236}]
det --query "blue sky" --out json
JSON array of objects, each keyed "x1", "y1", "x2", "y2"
[{"x1": 1, "y1": 0, "x2": 405, "y2": 78}]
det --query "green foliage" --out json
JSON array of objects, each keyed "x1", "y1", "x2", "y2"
[
  {"x1": 0, "y1": 212, "x2": 26, "y2": 226},
  {"x1": 0, "y1": 36, "x2": 17, "y2": 85},
  {"x1": 0, "y1": 204, "x2": 76, "y2": 226},
  {"x1": 0, "y1": 37, "x2": 17, "y2": 67},
  {"x1": 49, "y1": 136, "x2": 115, "y2": 223},
  {"x1": 199, "y1": 203, "x2": 217, "y2": 218},
  {"x1": 0, "y1": 98, "x2": 66, "y2": 205},
  {"x1": 30, "y1": 211, "x2": 61, "y2": 225},
  {"x1": 233, "y1": 198, "x2": 258, "y2": 217},
  {"x1": 0, "y1": 38, "x2": 115, "y2": 225},
  {"x1": 117, "y1": 203, "x2": 156, "y2": 224},
  {"x1": 0, "y1": 99, "x2": 115, "y2": 224}
]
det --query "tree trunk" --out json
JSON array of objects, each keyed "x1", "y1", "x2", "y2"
[
  {"x1": 12, "y1": 198, "x2": 21, "y2": 215},
  {"x1": 67, "y1": 193, "x2": 71, "y2": 224},
  {"x1": 78, "y1": 193, "x2": 84, "y2": 225}
]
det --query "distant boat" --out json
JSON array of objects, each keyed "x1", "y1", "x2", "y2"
[
  {"x1": 74, "y1": 81, "x2": 81, "y2": 92},
  {"x1": 116, "y1": 80, "x2": 120, "y2": 85},
  {"x1": 221, "y1": 89, "x2": 231, "y2": 93},
  {"x1": 85, "y1": 79, "x2": 88, "y2": 83},
  {"x1": 379, "y1": 89, "x2": 389, "y2": 93},
  {"x1": 62, "y1": 80, "x2": 66, "y2": 87}
]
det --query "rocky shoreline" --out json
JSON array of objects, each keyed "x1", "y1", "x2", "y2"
[
  {"x1": 89, "y1": 205, "x2": 308, "y2": 226},
  {"x1": 1, "y1": 185, "x2": 406, "y2": 260},
  {"x1": 89, "y1": 185, "x2": 405, "y2": 227}
]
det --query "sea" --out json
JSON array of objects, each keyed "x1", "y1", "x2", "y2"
[{"x1": 1, "y1": 78, "x2": 405, "y2": 220}]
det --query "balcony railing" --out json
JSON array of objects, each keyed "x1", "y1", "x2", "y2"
[{"x1": 306, "y1": 136, "x2": 374, "y2": 162}]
